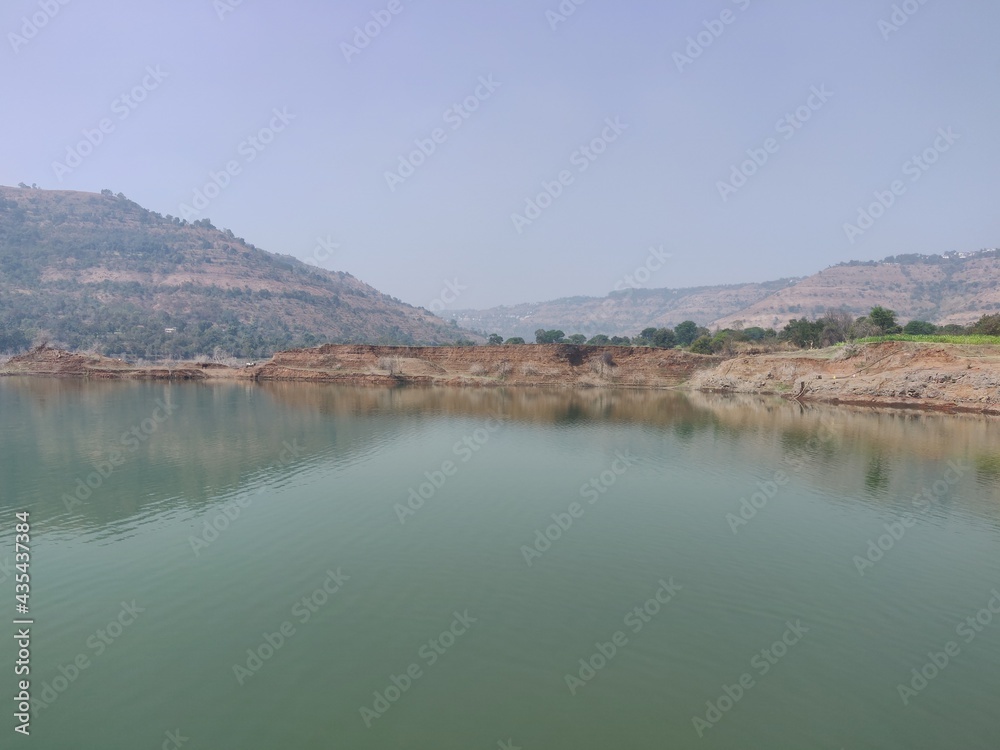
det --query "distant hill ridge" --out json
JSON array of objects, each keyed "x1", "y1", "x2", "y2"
[
  {"x1": 454, "y1": 248, "x2": 1000, "y2": 338},
  {"x1": 0, "y1": 186, "x2": 478, "y2": 357}
]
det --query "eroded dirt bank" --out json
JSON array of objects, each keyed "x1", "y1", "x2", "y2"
[
  {"x1": 4, "y1": 342, "x2": 1000, "y2": 414},
  {"x1": 256, "y1": 343, "x2": 714, "y2": 387},
  {"x1": 0, "y1": 343, "x2": 715, "y2": 387},
  {"x1": 689, "y1": 341, "x2": 1000, "y2": 414}
]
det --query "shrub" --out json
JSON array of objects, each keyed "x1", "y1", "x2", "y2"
[
  {"x1": 689, "y1": 336, "x2": 716, "y2": 355},
  {"x1": 903, "y1": 320, "x2": 937, "y2": 335}
]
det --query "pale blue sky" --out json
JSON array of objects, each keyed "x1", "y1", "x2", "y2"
[{"x1": 4, "y1": 0, "x2": 998, "y2": 309}]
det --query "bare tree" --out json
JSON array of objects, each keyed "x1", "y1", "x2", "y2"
[{"x1": 378, "y1": 356, "x2": 401, "y2": 375}]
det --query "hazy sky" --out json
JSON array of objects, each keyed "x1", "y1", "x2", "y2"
[{"x1": 4, "y1": 0, "x2": 999, "y2": 310}]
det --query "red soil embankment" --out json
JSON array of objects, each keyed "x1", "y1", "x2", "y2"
[{"x1": 257, "y1": 343, "x2": 716, "y2": 388}]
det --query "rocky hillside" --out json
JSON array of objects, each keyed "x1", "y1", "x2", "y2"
[
  {"x1": 451, "y1": 279, "x2": 798, "y2": 340},
  {"x1": 457, "y1": 250, "x2": 1000, "y2": 338},
  {"x1": 0, "y1": 186, "x2": 478, "y2": 357},
  {"x1": 713, "y1": 251, "x2": 1000, "y2": 330}
]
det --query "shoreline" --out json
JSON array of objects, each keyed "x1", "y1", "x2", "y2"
[{"x1": 4, "y1": 341, "x2": 999, "y2": 416}]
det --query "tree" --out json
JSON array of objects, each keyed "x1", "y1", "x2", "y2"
[
  {"x1": 819, "y1": 309, "x2": 853, "y2": 346},
  {"x1": 567, "y1": 334, "x2": 586, "y2": 345},
  {"x1": 850, "y1": 316, "x2": 880, "y2": 339},
  {"x1": 0, "y1": 325, "x2": 30, "y2": 352},
  {"x1": 487, "y1": 333, "x2": 504, "y2": 345},
  {"x1": 535, "y1": 329, "x2": 565, "y2": 344},
  {"x1": 587, "y1": 334, "x2": 611, "y2": 345},
  {"x1": 635, "y1": 327, "x2": 674, "y2": 348},
  {"x1": 780, "y1": 318, "x2": 824, "y2": 348},
  {"x1": 504, "y1": 337, "x2": 526, "y2": 344},
  {"x1": 743, "y1": 326, "x2": 766, "y2": 341},
  {"x1": 675, "y1": 320, "x2": 699, "y2": 346},
  {"x1": 635, "y1": 327, "x2": 656, "y2": 346},
  {"x1": 652, "y1": 328, "x2": 676, "y2": 348},
  {"x1": 903, "y1": 320, "x2": 936, "y2": 335},
  {"x1": 610, "y1": 336, "x2": 631, "y2": 345},
  {"x1": 972, "y1": 314, "x2": 1000, "y2": 336},
  {"x1": 869, "y1": 306, "x2": 899, "y2": 333}
]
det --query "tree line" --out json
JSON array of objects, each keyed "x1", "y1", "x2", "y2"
[{"x1": 474, "y1": 307, "x2": 1000, "y2": 354}]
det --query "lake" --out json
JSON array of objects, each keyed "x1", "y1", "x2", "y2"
[{"x1": 2, "y1": 379, "x2": 999, "y2": 749}]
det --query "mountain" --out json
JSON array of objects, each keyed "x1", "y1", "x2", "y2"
[
  {"x1": 0, "y1": 186, "x2": 478, "y2": 357},
  {"x1": 455, "y1": 250, "x2": 1000, "y2": 339},
  {"x1": 711, "y1": 251, "x2": 1000, "y2": 330},
  {"x1": 450, "y1": 279, "x2": 798, "y2": 340}
]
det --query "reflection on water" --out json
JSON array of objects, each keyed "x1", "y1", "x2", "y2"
[
  {"x1": 1, "y1": 378, "x2": 999, "y2": 750},
  {"x1": 5, "y1": 378, "x2": 999, "y2": 531}
]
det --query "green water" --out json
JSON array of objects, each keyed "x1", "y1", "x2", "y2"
[{"x1": 1, "y1": 379, "x2": 999, "y2": 749}]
